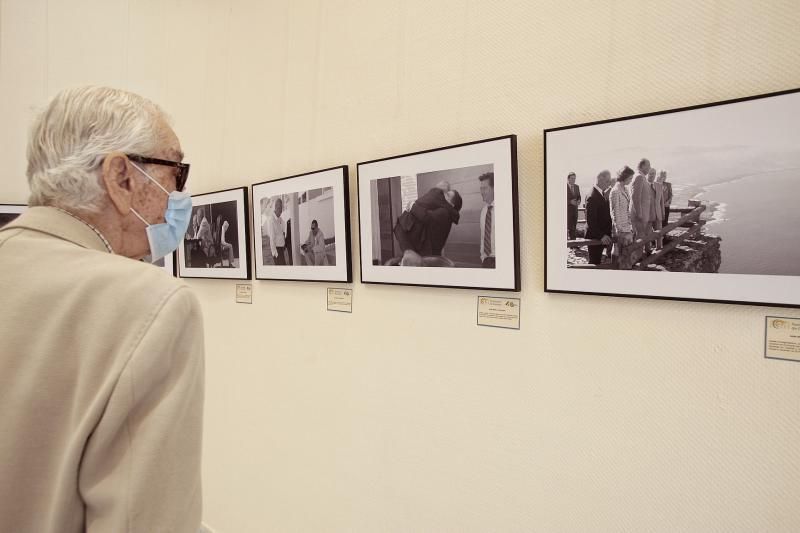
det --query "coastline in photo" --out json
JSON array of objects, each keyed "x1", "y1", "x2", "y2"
[{"x1": 556, "y1": 92, "x2": 800, "y2": 276}]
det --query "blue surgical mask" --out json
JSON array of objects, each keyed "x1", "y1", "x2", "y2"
[{"x1": 129, "y1": 162, "x2": 192, "y2": 262}]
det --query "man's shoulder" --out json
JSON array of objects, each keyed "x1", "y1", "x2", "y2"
[
  {"x1": 3, "y1": 232, "x2": 193, "y2": 324},
  {"x1": 94, "y1": 257, "x2": 201, "y2": 332},
  {"x1": 110, "y1": 250, "x2": 184, "y2": 278}
]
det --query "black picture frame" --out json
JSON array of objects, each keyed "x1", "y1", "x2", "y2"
[
  {"x1": 544, "y1": 87, "x2": 800, "y2": 308},
  {"x1": 144, "y1": 251, "x2": 175, "y2": 276},
  {"x1": 0, "y1": 204, "x2": 26, "y2": 228},
  {"x1": 357, "y1": 135, "x2": 520, "y2": 291},
  {"x1": 177, "y1": 186, "x2": 252, "y2": 280},
  {"x1": 250, "y1": 165, "x2": 353, "y2": 283}
]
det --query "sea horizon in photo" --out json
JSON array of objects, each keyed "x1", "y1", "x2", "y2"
[
  {"x1": 568, "y1": 167, "x2": 799, "y2": 275},
  {"x1": 693, "y1": 167, "x2": 800, "y2": 276}
]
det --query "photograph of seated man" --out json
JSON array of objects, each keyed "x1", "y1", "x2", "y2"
[
  {"x1": 184, "y1": 201, "x2": 240, "y2": 268},
  {"x1": 301, "y1": 219, "x2": 328, "y2": 265},
  {"x1": 260, "y1": 187, "x2": 337, "y2": 267}
]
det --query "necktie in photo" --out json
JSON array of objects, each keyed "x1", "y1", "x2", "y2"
[{"x1": 484, "y1": 205, "x2": 493, "y2": 258}]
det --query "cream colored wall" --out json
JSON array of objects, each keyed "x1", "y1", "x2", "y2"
[{"x1": 2, "y1": 1, "x2": 799, "y2": 531}]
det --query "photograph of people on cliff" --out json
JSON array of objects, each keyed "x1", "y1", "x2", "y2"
[{"x1": 556, "y1": 90, "x2": 800, "y2": 276}]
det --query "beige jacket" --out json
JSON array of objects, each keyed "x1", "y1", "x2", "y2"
[{"x1": 0, "y1": 207, "x2": 204, "y2": 533}]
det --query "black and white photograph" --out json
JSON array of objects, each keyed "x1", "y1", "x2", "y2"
[
  {"x1": 545, "y1": 88, "x2": 800, "y2": 307},
  {"x1": 177, "y1": 187, "x2": 251, "y2": 280},
  {"x1": 358, "y1": 136, "x2": 519, "y2": 290},
  {"x1": 251, "y1": 166, "x2": 352, "y2": 282},
  {"x1": 149, "y1": 252, "x2": 175, "y2": 276},
  {"x1": 0, "y1": 204, "x2": 25, "y2": 228}
]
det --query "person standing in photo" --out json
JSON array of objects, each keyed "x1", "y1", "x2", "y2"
[
  {"x1": 609, "y1": 166, "x2": 635, "y2": 267},
  {"x1": 584, "y1": 170, "x2": 613, "y2": 265},
  {"x1": 479, "y1": 172, "x2": 496, "y2": 268},
  {"x1": 0, "y1": 86, "x2": 204, "y2": 533},
  {"x1": 196, "y1": 206, "x2": 213, "y2": 260},
  {"x1": 211, "y1": 214, "x2": 222, "y2": 258},
  {"x1": 220, "y1": 218, "x2": 234, "y2": 267},
  {"x1": 661, "y1": 170, "x2": 673, "y2": 226},
  {"x1": 566, "y1": 172, "x2": 581, "y2": 240},
  {"x1": 267, "y1": 197, "x2": 287, "y2": 265},
  {"x1": 285, "y1": 218, "x2": 293, "y2": 265},
  {"x1": 631, "y1": 158, "x2": 654, "y2": 254},
  {"x1": 190, "y1": 209, "x2": 200, "y2": 239},
  {"x1": 651, "y1": 169, "x2": 665, "y2": 249}
]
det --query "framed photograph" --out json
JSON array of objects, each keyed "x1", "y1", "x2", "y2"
[
  {"x1": 177, "y1": 186, "x2": 251, "y2": 280},
  {"x1": 545, "y1": 88, "x2": 800, "y2": 308},
  {"x1": 358, "y1": 135, "x2": 520, "y2": 291},
  {"x1": 151, "y1": 252, "x2": 176, "y2": 276},
  {"x1": 0, "y1": 204, "x2": 26, "y2": 228},
  {"x1": 251, "y1": 166, "x2": 352, "y2": 282}
]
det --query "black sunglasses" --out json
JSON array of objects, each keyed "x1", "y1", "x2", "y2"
[{"x1": 126, "y1": 154, "x2": 190, "y2": 192}]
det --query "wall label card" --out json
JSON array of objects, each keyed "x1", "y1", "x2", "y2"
[
  {"x1": 477, "y1": 296, "x2": 520, "y2": 330},
  {"x1": 765, "y1": 316, "x2": 800, "y2": 362},
  {"x1": 235, "y1": 284, "x2": 253, "y2": 304},
  {"x1": 327, "y1": 287, "x2": 352, "y2": 313}
]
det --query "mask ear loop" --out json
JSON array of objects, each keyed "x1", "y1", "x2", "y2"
[
  {"x1": 128, "y1": 160, "x2": 171, "y2": 227},
  {"x1": 129, "y1": 160, "x2": 170, "y2": 195},
  {"x1": 129, "y1": 207, "x2": 152, "y2": 227}
]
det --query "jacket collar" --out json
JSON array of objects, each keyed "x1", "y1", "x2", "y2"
[{"x1": 1, "y1": 206, "x2": 112, "y2": 253}]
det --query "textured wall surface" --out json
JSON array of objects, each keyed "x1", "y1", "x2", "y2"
[{"x1": 1, "y1": 1, "x2": 799, "y2": 532}]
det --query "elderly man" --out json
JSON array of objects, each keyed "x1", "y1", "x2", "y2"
[
  {"x1": 631, "y1": 158, "x2": 655, "y2": 254},
  {"x1": 0, "y1": 87, "x2": 204, "y2": 533},
  {"x1": 584, "y1": 170, "x2": 613, "y2": 265}
]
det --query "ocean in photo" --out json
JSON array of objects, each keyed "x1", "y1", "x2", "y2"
[{"x1": 693, "y1": 168, "x2": 800, "y2": 276}]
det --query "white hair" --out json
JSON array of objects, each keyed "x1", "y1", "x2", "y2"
[{"x1": 26, "y1": 86, "x2": 168, "y2": 212}]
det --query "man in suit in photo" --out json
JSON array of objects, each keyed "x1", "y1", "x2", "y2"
[
  {"x1": 478, "y1": 172, "x2": 496, "y2": 268},
  {"x1": 567, "y1": 172, "x2": 581, "y2": 240},
  {"x1": 630, "y1": 158, "x2": 655, "y2": 254},
  {"x1": 584, "y1": 170, "x2": 613, "y2": 265},
  {"x1": 661, "y1": 170, "x2": 673, "y2": 226}
]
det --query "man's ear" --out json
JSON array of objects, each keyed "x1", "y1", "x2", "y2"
[{"x1": 101, "y1": 152, "x2": 135, "y2": 215}]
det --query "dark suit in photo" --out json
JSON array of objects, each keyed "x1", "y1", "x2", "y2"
[
  {"x1": 584, "y1": 186, "x2": 612, "y2": 265},
  {"x1": 567, "y1": 183, "x2": 581, "y2": 240},
  {"x1": 662, "y1": 181, "x2": 673, "y2": 225}
]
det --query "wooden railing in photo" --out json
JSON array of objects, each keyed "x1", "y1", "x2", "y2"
[{"x1": 568, "y1": 200, "x2": 707, "y2": 270}]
